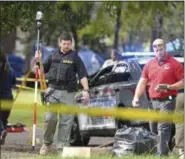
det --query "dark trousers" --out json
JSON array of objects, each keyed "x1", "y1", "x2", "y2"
[
  {"x1": 149, "y1": 98, "x2": 176, "y2": 155},
  {"x1": 0, "y1": 99, "x2": 13, "y2": 135},
  {"x1": 174, "y1": 93, "x2": 184, "y2": 151}
]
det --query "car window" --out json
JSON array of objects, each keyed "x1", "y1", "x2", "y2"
[
  {"x1": 113, "y1": 63, "x2": 128, "y2": 73},
  {"x1": 107, "y1": 63, "x2": 132, "y2": 84},
  {"x1": 90, "y1": 66, "x2": 113, "y2": 86},
  {"x1": 90, "y1": 63, "x2": 132, "y2": 86},
  {"x1": 107, "y1": 72, "x2": 132, "y2": 84}
]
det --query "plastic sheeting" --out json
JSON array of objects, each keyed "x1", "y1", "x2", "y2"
[{"x1": 112, "y1": 126, "x2": 157, "y2": 157}]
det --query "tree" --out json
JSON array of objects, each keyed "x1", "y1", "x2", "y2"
[
  {"x1": 0, "y1": 2, "x2": 53, "y2": 34},
  {"x1": 50, "y1": 1, "x2": 94, "y2": 51},
  {"x1": 0, "y1": 2, "x2": 54, "y2": 53},
  {"x1": 0, "y1": 2, "x2": 183, "y2": 55}
]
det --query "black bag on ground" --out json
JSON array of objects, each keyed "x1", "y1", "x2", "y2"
[{"x1": 112, "y1": 126, "x2": 157, "y2": 157}]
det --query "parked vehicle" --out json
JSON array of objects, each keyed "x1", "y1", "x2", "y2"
[{"x1": 70, "y1": 59, "x2": 150, "y2": 146}]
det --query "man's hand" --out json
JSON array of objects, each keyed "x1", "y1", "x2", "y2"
[
  {"x1": 132, "y1": 97, "x2": 140, "y2": 107},
  {"x1": 82, "y1": 90, "x2": 90, "y2": 105},
  {"x1": 155, "y1": 84, "x2": 169, "y2": 92},
  {"x1": 35, "y1": 51, "x2": 42, "y2": 60}
]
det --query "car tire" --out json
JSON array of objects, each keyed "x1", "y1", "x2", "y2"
[{"x1": 70, "y1": 117, "x2": 90, "y2": 146}]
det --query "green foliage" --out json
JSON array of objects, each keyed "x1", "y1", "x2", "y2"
[
  {"x1": 114, "y1": 1, "x2": 184, "y2": 45},
  {"x1": 0, "y1": 2, "x2": 53, "y2": 34},
  {"x1": 10, "y1": 90, "x2": 43, "y2": 128},
  {"x1": 55, "y1": 2, "x2": 93, "y2": 29},
  {"x1": 0, "y1": 1, "x2": 183, "y2": 52},
  {"x1": 48, "y1": 1, "x2": 95, "y2": 50}
]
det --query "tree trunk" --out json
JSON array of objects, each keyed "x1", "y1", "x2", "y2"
[
  {"x1": 71, "y1": 25, "x2": 78, "y2": 52},
  {"x1": 150, "y1": 13, "x2": 163, "y2": 51},
  {"x1": 150, "y1": 27, "x2": 157, "y2": 52},
  {"x1": 113, "y1": 6, "x2": 121, "y2": 53},
  {"x1": 0, "y1": 33, "x2": 16, "y2": 54},
  {"x1": 158, "y1": 13, "x2": 163, "y2": 38},
  {"x1": 129, "y1": 31, "x2": 133, "y2": 51}
]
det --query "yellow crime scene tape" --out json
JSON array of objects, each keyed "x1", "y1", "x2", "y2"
[
  {"x1": 13, "y1": 77, "x2": 184, "y2": 124},
  {"x1": 1, "y1": 100, "x2": 184, "y2": 124}
]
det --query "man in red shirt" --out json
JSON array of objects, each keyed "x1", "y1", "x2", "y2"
[{"x1": 132, "y1": 38, "x2": 184, "y2": 156}]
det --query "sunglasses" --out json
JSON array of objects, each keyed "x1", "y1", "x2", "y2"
[{"x1": 153, "y1": 43, "x2": 164, "y2": 48}]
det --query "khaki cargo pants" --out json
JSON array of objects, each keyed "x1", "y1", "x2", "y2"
[{"x1": 43, "y1": 88, "x2": 76, "y2": 150}]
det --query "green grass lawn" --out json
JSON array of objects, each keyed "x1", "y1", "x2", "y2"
[{"x1": 9, "y1": 90, "x2": 44, "y2": 128}]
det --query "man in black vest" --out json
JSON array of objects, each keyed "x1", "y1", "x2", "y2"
[{"x1": 35, "y1": 32, "x2": 90, "y2": 155}]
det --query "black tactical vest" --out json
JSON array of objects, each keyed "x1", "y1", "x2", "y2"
[{"x1": 47, "y1": 50, "x2": 77, "y2": 89}]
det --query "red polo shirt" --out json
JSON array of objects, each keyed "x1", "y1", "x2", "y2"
[{"x1": 142, "y1": 54, "x2": 184, "y2": 99}]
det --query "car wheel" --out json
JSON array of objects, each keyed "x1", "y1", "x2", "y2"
[{"x1": 70, "y1": 117, "x2": 90, "y2": 146}]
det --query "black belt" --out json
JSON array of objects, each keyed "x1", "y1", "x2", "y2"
[
  {"x1": 48, "y1": 84, "x2": 66, "y2": 90},
  {"x1": 151, "y1": 95, "x2": 176, "y2": 101}
]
